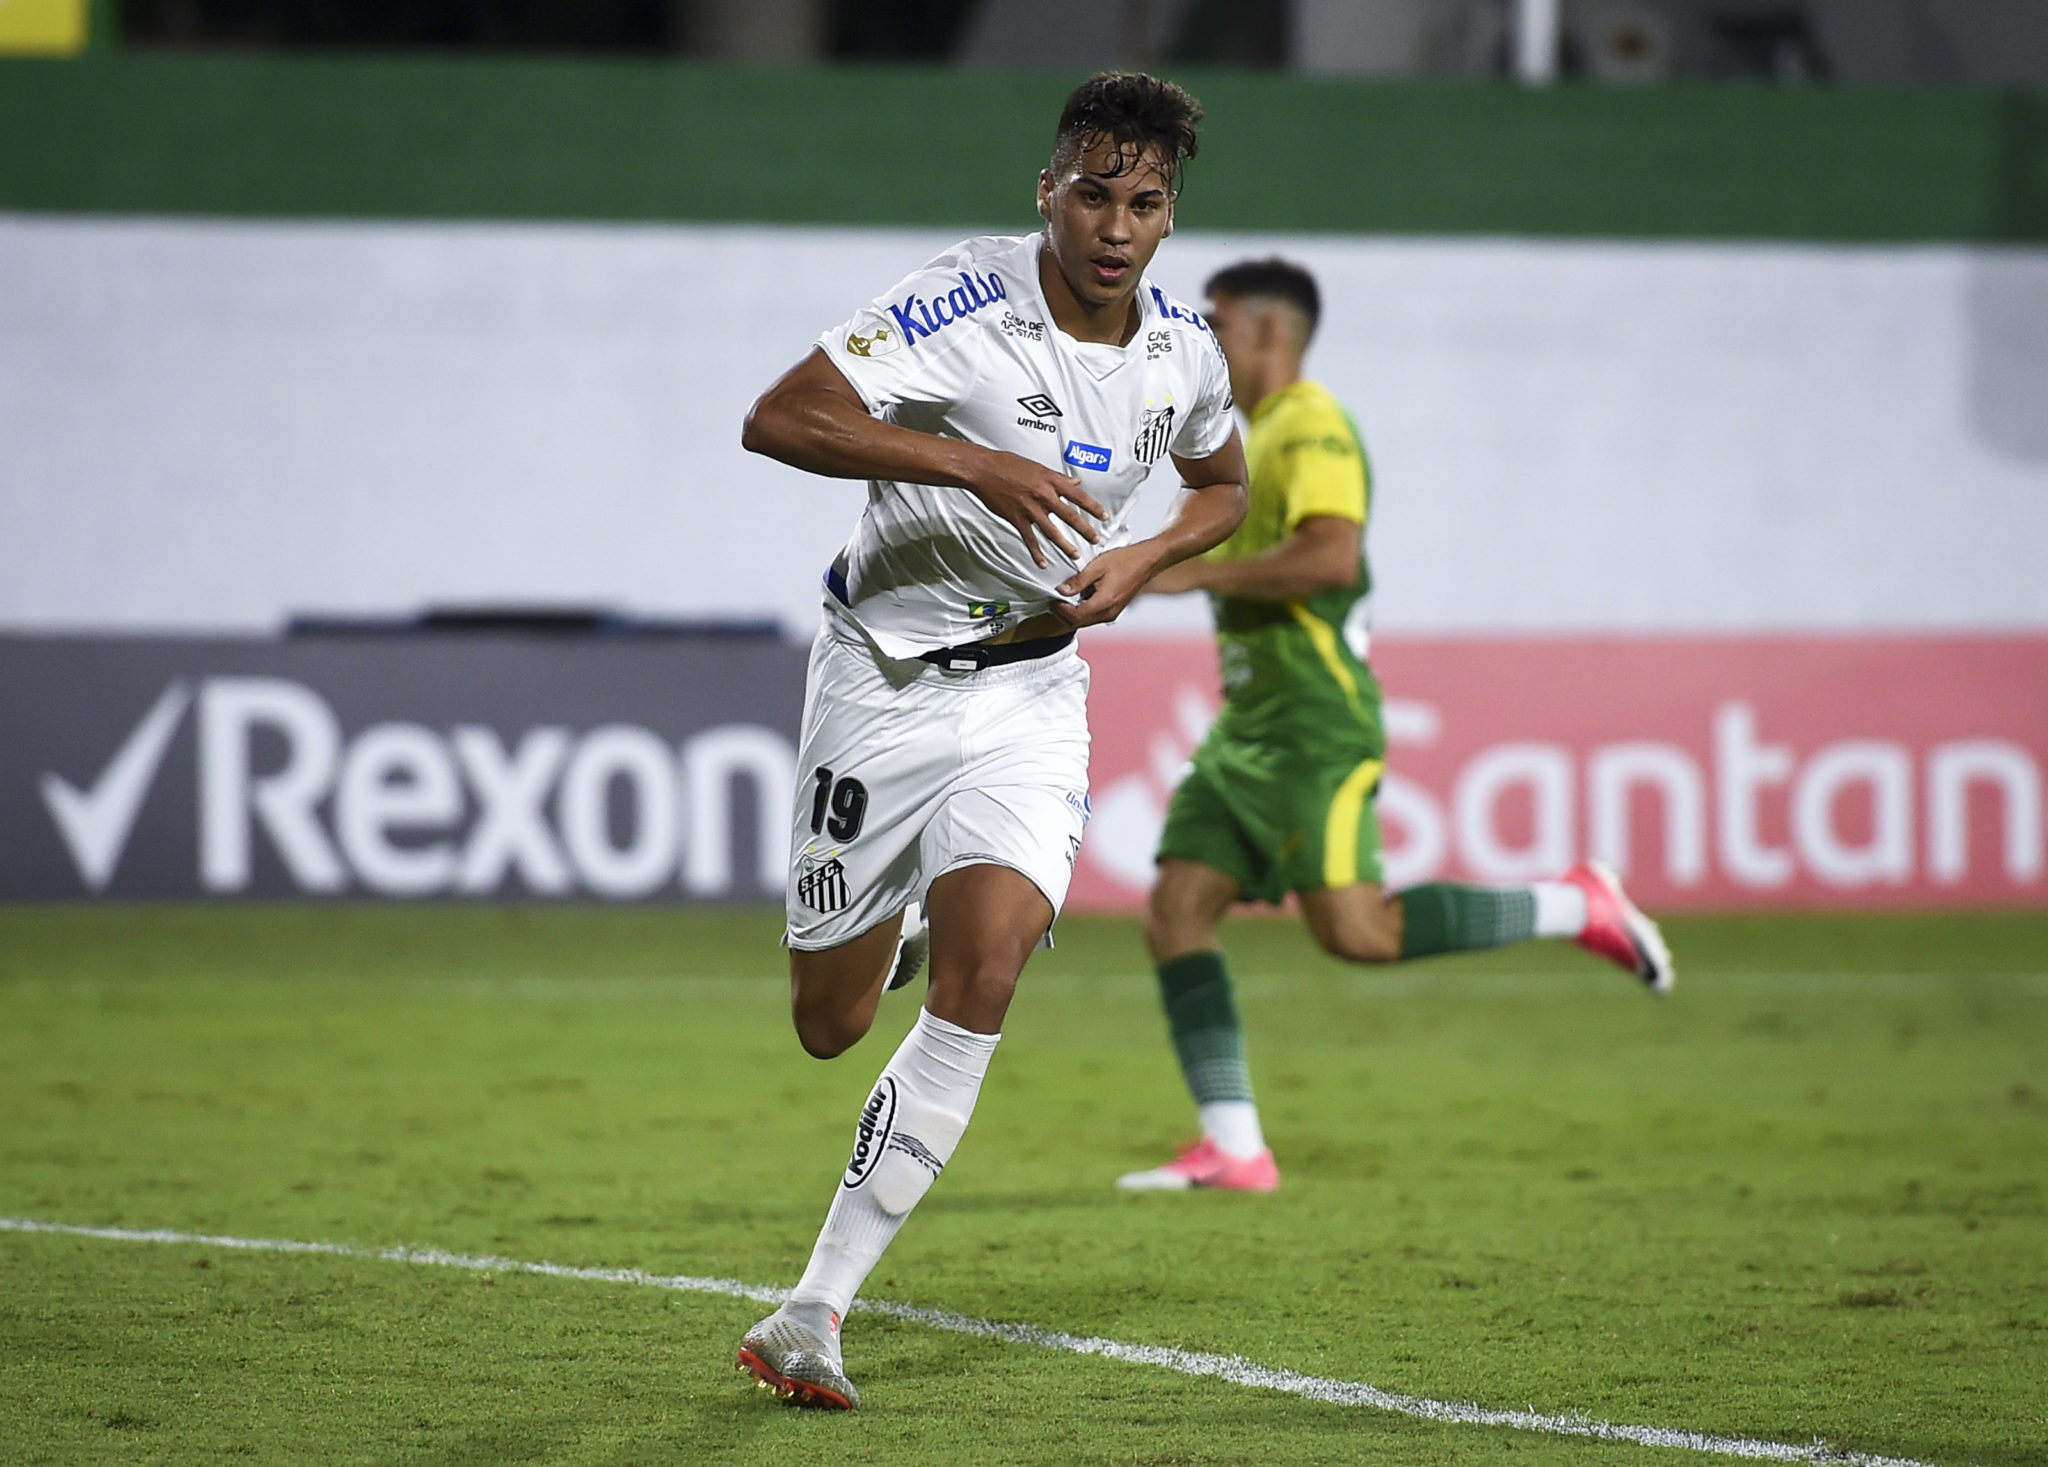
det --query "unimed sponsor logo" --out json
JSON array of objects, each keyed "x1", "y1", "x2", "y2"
[
  {"x1": 18, "y1": 657, "x2": 801, "y2": 901},
  {"x1": 1076, "y1": 635, "x2": 2048, "y2": 912}
]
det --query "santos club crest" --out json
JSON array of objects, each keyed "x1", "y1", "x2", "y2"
[
  {"x1": 796, "y1": 851, "x2": 850, "y2": 913},
  {"x1": 1133, "y1": 403, "x2": 1175, "y2": 467}
]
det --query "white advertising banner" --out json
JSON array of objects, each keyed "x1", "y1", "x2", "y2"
[{"x1": 2, "y1": 214, "x2": 2044, "y2": 638}]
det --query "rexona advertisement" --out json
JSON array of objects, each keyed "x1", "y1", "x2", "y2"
[
  {"x1": 0, "y1": 635, "x2": 804, "y2": 901},
  {"x1": 10, "y1": 632, "x2": 2046, "y2": 911},
  {"x1": 1074, "y1": 635, "x2": 2048, "y2": 913}
]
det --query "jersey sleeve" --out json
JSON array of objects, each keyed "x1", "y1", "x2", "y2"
[
  {"x1": 1274, "y1": 399, "x2": 1370, "y2": 532},
  {"x1": 1169, "y1": 330, "x2": 1239, "y2": 461},
  {"x1": 815, "y1": 260, "x2": 986, "y2": 417}
]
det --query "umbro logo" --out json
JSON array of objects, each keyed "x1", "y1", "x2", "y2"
[{"x1": 1016, "y1": 393, "x2": 1062, "y2": 434}]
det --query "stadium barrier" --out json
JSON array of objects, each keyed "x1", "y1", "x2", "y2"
[
  {"x1": 1075, "y1": 634, "x2": 2048, "y2": 913},
  {"x1": 0, "y1": 632, "x2": 803, "y2": 901},
  {"x1": 10, "y1": 631, "x2": 2043, "y2": 911}
]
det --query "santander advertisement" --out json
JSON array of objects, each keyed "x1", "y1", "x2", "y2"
[{"x1": 1073, "y1": 635, "x2": 2048, "y2": 913}]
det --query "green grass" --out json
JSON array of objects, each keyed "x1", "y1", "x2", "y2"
[{"x1": 3, "y1": 906, "x2": 2045, "y2": 1466}]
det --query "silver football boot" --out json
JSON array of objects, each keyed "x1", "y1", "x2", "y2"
[
  {"x1": 736, "y1": 1301, "x2": 859, "y2": 1410},
  {"x1": 885, "y1": 901, "x2": 928, "y2": 993}
]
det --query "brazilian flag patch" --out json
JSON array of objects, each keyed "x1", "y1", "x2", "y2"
[{"x1": 967, "y1": 601, "x2": 1011, "y2": 619}]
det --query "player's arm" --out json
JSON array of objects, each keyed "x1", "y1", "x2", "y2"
[
  {"x1": 1050, "y1": 431, "x2": 1249, "y2": 630},
  {"x1": 1144, "y1": 513, "x2": 1359, "y2": 600},
  {"x1": 742, "y1": 347, "x2": 1107, "y2": 570}
]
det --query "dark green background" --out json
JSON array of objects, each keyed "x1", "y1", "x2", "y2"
[{"x1": 3, "y1": 55, "x2": 2044, "y2": 240}]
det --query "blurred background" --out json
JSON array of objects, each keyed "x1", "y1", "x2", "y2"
[
  {"x1": 90, "y1": 0, "x2": 2048, "y2": 83},
  {"x1": 2, "y1": 0, "x2": 2044, "y2": 914}
]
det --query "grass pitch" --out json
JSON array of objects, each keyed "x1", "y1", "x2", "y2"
[{"x1": 2, "y1": 905, "x2": 2045, "y2": 1467}]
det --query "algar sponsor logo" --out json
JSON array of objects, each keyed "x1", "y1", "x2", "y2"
[
  {"x1": 1065, "y1": 441, "x2": 1112, "y2": 472},
  {"x1": 888, "y1": 270, "x2": 1007, "y2": 345}
]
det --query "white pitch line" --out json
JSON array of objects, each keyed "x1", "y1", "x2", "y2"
[{"x1": 3, "y1": 1216, "x2": 1943, "y2": 1467}]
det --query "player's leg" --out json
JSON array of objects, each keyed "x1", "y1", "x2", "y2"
[
  {"x1": 1299, "y1": 782, "x2": 1672, "y2": 988},
  {"x1": 1119, "y1": 766, "x2": 1280, "y2": 1192},
  {"x1": 1298, "y1": 880, "x2": 1402, "y2": 961},
  {"x1": 787, "y1": 920, "x2": 907, "y2": 1060},
  {"x1": 742, "y1": 654, "x2": 1091, "y2": 1409},
  {"x1": 780, "y1": 616, "x2": 950, "y2": 1060},
  {"x1": 1297, "y1": 875, "x2": 1642, "y2": 970},
  {"x1": 922, "y1": 862, "x2": 1048, "y2": 1031},
  {"x1": 1391, "y1": 865, "x2": 1672, "y2": 989},
  {"x1": 742, "y1": 862, "x2": 1048, "y2": 1408}
]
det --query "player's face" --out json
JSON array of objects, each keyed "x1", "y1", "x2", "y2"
[
  {"x1": 1203, "y1": 292, "x2": 1261, "y2": 404},
  {"x1": 1037, "y1": 138, "x2": 1176, "y2": 313}
]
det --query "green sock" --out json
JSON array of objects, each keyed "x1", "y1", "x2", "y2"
[
  {"x1": 1397, "y1": 883, "x2": 1538, "y2": 959},
  {"x1": 1156, "y1": 951, "x2": 1253, "y2": 1105}
]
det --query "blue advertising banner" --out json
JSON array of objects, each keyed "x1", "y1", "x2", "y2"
[{"x1": 1, "y1": 633, "x2": 807, "y2": 901}]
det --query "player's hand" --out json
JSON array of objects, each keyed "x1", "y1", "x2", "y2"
[
  {"x1": 964, "y1": 450, "x2": 1108, "y2": 569},
  {"x1": 1052, "y1": 545, "x2": 1162, "y2": 629}
]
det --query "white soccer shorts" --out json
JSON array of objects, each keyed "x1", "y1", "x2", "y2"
[{"x1": 784, "y1": 605, "x2": 1092, "y2": 952}]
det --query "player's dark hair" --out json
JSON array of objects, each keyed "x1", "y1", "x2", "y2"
[
  {"x1": 1052, "y1": 71, "x2": 1203, "y2": 195},
  {"x1": 1205, "y1": 258, "x2": 1321, "y2": 337}
]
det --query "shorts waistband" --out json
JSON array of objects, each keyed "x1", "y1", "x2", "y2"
[
  {"x1": 917, "y1": 632, "x2": 1075, "y2": 672},
  {"x1": 825, "y1": 552, "x2": 1072, "y2": 676}
]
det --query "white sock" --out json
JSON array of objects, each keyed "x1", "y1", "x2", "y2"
[
  {"x1": 1532, "y1": 881, "x2": 1589, "y2": 938},
  {"x1": 787, "y1": 1008, "x2": 999, "y2": 1323},
  {"x1": 1198, "y1": 1099, "x2": 1266, "y2": 1159}
]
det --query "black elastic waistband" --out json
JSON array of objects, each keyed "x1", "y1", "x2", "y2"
[{"x1": 918, "y1": 632, "x2": 1074, "y2": 672}]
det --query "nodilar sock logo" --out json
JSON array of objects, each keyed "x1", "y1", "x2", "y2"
[{"x1": 840, "y1": 1076, "x2": 898, "y2": 1189}]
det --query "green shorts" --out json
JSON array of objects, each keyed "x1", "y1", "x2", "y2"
[{"x1": 1157, "y1": 734, "x2": 1385, "y2": 905}]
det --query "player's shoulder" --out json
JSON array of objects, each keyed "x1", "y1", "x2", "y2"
[
  {"x1": 836, "y1": 235, "x2": 1033, "y2": 364},
  {"x1": 1266, "y1": 380, "x2": 1358, "y2": 440},
  {"x1": 883, "y1": 235, "x2": 1036, "y2": 345},
  {"x1": 1141, "y1": 279, "x2": 1226, "y2": 359},
  {"x1": 1139, "y1": 279, "x2": 1233, "y2": 412}
]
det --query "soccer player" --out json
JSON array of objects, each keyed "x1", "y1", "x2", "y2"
[
  {"x1": 731, "y1": 73, "x2": 1247, "y2": 1409},
  {"x1": 1118, "y1": 258, "x2": 1672, "y2": 1194}
]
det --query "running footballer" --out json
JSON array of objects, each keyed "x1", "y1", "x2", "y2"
[
  {"x1": 1120, "y1": 258, "x2": 1673, "y2": 1194},
  {"x1": 732, "y1": 72, "x2": 1246, "y2": 1410}
]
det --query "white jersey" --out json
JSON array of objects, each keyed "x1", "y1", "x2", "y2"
[{"x1": 815, "y1": 232, "x2": 1237, "y2": 658}]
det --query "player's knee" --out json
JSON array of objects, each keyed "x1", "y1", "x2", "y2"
[
  {"x1": 1142, "y1": 903, "x2": 1185, "y2": 963},
  {"x1": 1312, "y1": 913, "x2": 1401, "y2": 965},
  {"x1": 1337, "y1": 928, "x2": 1402, "y2": 964},
  {"x1": 925, "y1": 956, "x2": 1018, "y2": 1030},
  {"x1": 1146, "y1": 880, "x2": 1217, "y2": 962},
  {"x1": 791, "y1": 1002, "x2": 872, "y2": 1060}
]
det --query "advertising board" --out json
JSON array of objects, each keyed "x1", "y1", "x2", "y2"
[
  {"x1": 9, "y1": 630, "x2": 2044, "y2": 912},
  {"x1": 0, "y1": 634, "x2": 803, "y2": 901},
  {"x1": 1076, "y1": 634, "x2": 2048, "y2": 912}
]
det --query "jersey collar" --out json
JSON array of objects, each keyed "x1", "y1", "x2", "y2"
[
  {"x1": 1248, "y1": 378, "x2": 1311, "y2": 425},
  {"x1": 1023, "y1": 233, "x2": 1153, "y2": 359}
]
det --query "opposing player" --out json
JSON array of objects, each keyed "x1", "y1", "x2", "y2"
[
  {"x1": 732, "y1": 73, "x2": 1247, "y2": 1408},
  {"x1": 1119, "y1": 258, "x2": 1671, "y2": 1194}
]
